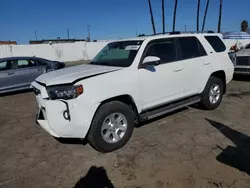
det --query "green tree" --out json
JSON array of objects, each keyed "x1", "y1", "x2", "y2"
[
  {"x1": 241, "y1": 20, "x2": 249, "y2": 32},
  {"x1": 172, "y1": 0, "x2": 179, "y2": 31},
  {"x1": 202, "y1": 0, "x2": 210, "y2": 31},
  {"x1": 147, "y1": 0, "x2": 156, "y2": 34}
]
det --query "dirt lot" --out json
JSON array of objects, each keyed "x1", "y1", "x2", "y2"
[{"x1": 1, "y1": 77, "x2": 250, "y2": 188}]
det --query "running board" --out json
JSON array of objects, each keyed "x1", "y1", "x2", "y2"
[{"x1": 139, "y1": 96, "x2": 201, "y2": 121}]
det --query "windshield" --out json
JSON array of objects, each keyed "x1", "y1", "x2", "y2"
[
  {"x1": 91, "y1": 40, "x2": 143, "y2": 67},
  {"x1": 245, "y1": 44, "x2": 250, "y2": 49}
]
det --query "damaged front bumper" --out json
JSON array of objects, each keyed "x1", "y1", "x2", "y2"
[{"x1": 32, "y1": 81, "x2": 98, "y2": 139}]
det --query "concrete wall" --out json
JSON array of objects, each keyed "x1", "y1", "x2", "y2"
[
  {"x1": 0, "y1": 39, "x2": 250, "y2": 62},
  {"x1": 0, "y1": 41, "x2": 109, "y2": 62}
]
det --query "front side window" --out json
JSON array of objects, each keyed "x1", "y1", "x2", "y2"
[
  {"x1": 178, "y1": 37, "x2": 207, "y2": 60},
  {"x1": 0, "y1": 61, "x2": 8, "y2": 71},
  {"x1": 204, "y1": 36, "x2": 226, "y2": 52},
  {"x1": 145, "y1": 38, "x2": 177, "y2": 63},
  {"x1": 91, "y1": 40, "x2": 143, "y2": 67}
]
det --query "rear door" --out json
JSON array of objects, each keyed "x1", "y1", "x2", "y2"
[
  {"x1": 34, "y1": 58, "x2": 49, "y2": 74},
  {"x1": 12, "y1": 59, "x2": 41, "y2": 88},
  {"x1": 177, "y1": 36, "x2": 209, "y2": 96}
]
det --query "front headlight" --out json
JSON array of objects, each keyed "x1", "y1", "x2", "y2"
[{"x1": 47, "y1": 85, "x2": 83, "y2": 100}]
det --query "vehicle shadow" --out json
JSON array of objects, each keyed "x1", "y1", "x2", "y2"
[
  {"x1": 54, "y1": 137, "x2": 88, "y2": 145},
  {"x1": 0, "y1": 89, "x2": 32, "y2": 97},
  {"x1": 233, "y1": 74, "x2": 250, "y2": 82},
  {"x1": 73, "y1": 166, "x2": 115, "y2": 188},
  {"x1": 206, "y1": 118, "x2": 250, "y2": 175}
]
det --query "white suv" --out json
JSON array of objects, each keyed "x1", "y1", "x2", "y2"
[{"x1": 32, "y1": 33, "x2": 234, "y2": 152}]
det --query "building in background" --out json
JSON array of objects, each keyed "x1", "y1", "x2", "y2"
[
  {"x1": 29, "y1": 38, "x2": 86, "y2": 44},
  {"x1": 0, "y1": 41, "x2": 17, "y2": 45}
]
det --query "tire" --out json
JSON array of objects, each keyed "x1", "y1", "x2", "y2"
[
  {"x1": 87, "y1": 101, "x2": 135, "y2": 153},
  {"x1": 200, "y1": 76, "x2": 224, "y2": 110}
]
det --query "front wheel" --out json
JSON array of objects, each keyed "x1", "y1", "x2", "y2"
[
  {"x1": 200, "y1": 76, "x2": 224, "y2": 110},
  {"x1": 87, "y1": 101, "x2": 135, "y2": 153}
]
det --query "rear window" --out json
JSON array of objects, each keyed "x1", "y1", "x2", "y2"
[{"x1": 205, "y1": 36, "x2": 226, "y2": 52}]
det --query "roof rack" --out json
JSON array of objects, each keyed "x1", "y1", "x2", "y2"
[
  {"x1": 139, "y1": 30, "x2": 215, "y2": 37},
  {"x1": 169, "y1": 30, "x2": 214, "y2": 34}
]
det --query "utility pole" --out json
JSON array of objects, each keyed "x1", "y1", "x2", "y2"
[
  {"x1": 87, "y1": 25, "x2": 91, "y2": 42},
  {"x1": 184, "y1": 25, "x2": 187, "y2": 32},
  {"x1": 34, "y1": 30, "x2": 38, "y2": 41},
  {"x1": 67, "y1": 28, "x2": 70, "y2": 39}
]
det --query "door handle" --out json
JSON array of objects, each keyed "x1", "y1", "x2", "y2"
[
  {"x1": 203, "y1": 62, "x2": 211, "y2": 65},
  {"x1": 173, "y1": 67, "x2": 183, "y2": 72},
  {"x1": 8, "y1": 72, "x2": 14, "y2": 75}
]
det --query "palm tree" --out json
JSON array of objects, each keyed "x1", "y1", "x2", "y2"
[
  {"x1": 147, "y1": 0, "x2": 156, "y2": 34},
  {"x1": 241, "y1": 20, "x2": 249, "y2": 32},
  {"x1": 172, "y1": 0, "x2": 178, "y2": 31},
  {"x1": 162, "y1": 0, "x2": 165, "y2": 34},
  {"x1": 217, "y1": 0, "x2": 223, "y2": 33},
  {"x1": 202, "y1": 0, "x2": 210, "y2": 31},
  {"x1": 197, "y1": 0, "x2": 201, "y2": 31}
]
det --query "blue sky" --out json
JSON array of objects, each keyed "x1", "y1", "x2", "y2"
[{"x1": 1, "y1": 0, "x2": 249, "y2": 44}]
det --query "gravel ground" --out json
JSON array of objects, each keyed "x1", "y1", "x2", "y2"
[{"x1": 0, "y1": 77, "x2": 250, "y2": 188}]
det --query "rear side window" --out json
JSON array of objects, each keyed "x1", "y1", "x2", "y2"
[
  {"x1": 37, "y1": 60, "x2": 48, "y2": 66},
  {"x1": 204, "y1": 36, "x2": 226, "y2": 52},
  {"x1": 178, "y1": 37, "x2": 207, "y2": 60}
]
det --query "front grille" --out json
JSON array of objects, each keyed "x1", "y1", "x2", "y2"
[
  {"x1": 236, "y1": 56, "x2": 250, "y2": 66},
  {"x1": 33, "y1": 87, "x2": 41, "y2": 95},
  {"x1": 235, "y1": 67, "x2": 249, "y2": 72}
]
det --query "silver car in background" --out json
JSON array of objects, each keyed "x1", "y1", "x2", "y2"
[{"x1": 0, "y1": 56, "x2": 65, "y2": 94}]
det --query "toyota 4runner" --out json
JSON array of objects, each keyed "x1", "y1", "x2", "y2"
[{"x1": 31, "y1": 33, "x2": 234, "y2": 152}]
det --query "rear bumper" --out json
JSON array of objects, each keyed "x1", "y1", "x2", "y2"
[{"x1": 32, "y1": 81, "x2": 99, "y2": 138}]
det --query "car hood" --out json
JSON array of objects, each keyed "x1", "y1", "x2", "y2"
[
  {"x1": 36, "y1": 64, "x2": 123, "y2": 86},
  {"x1": 236, "y1": 49, "x2": 250, "y2": 57}
]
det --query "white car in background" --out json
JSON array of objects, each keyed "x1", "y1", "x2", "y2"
[
  {"x1": 31, "y1": 32, "x2": 234, "y2": 152},
  {"x1": 234, "y1": 43, "x2": 250, "y2": 75}
]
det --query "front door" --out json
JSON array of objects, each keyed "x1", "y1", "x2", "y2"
[
  {"x1": 0, "y1": 60, "x2": 16, "y2": 92},
  {"x1": 138, "y1": 38, "x2": 185, "y2": 110}
]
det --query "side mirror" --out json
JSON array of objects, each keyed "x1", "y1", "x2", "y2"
[{"x1": 141, "y1": 56, "x2": 160, "y2": 68}]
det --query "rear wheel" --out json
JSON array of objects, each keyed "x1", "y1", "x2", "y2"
[
  {"x1": 87, "y1": 101, "x2": 135, "y2": 153},
  {"x1": 200, "y1": 76, "x2": 224, "y2": 110}
]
